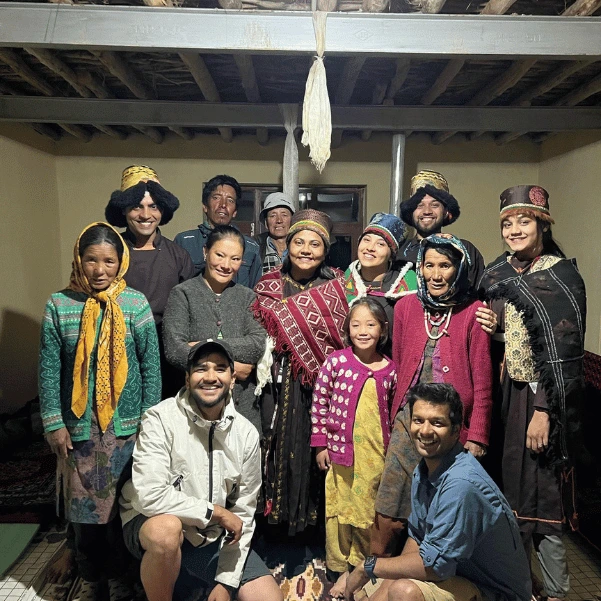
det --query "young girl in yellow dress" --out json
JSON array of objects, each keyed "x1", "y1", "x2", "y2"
[{"x1": 311, "y1": 297, "x2": 397, "y2": 598}]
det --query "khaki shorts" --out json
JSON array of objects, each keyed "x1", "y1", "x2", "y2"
[{"x1": 356, "y1": 576, "x2": 484, "y2": 601}]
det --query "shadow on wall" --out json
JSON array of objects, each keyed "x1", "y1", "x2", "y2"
[{"x1": 0, "y1": 309, "x2": 41, "y2": 416}]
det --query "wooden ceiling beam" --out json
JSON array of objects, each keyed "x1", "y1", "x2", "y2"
[
  {"x1": 496, "y1": 61, "x2": 594, "y2": 145},
  {"x1": 361, "y1": 58, "x2": 410, "y2": 142},
  {"x1": 179, "y1": 52, "x2": 233, "y2": 143},
  {"x1": 93, "y1": 50, "x2": 185, "y2": 141},
  {"x1": 0, "y1": 48, "x2": 92, "y2": 140},
  {"x1": 0, "y1": 48, "x2": 55, "y2": 96},
  {"x1": 563, "y1": 0, "x2": 601, "y2": 16},
  {"x1": 332, "y1": 56, "x2": 366, "y2": 148},
  {"x1": 233, "y1": 54, "x2": 268, "y2": 146},
  {"x1": 495, "y1": 0, "x2": 601, "y2": 145},
  {"x1": 24, "y1": 47, "x2": 127, "y2": 140},
  {"x1": 480, "y1": 0, "x2": 518, "y2": 14}
]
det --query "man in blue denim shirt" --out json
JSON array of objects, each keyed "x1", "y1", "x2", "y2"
[{"x1": 345, "y1": 383, "x2": 531, "y2": 601}]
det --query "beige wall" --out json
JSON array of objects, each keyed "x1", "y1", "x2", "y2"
[
  {"x1": 0, "y1": 135, "x2": 62, "y2": 413},
  {"x1": 540, "y1": 132, "x2": 601, "y2": 354},
  {"x1": 2, "y1": 124, "x2": 599, "y2": 412}
]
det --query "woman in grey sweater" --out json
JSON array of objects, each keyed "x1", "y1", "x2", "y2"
[{"x1": 163, "y1": 225, "x2": 267, "y2": 432}]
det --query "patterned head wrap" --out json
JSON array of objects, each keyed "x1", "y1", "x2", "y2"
[
  {"x1": 286, "y1": 209, "x2": 333, "y2": 250},
  {"x1": 499, "y1": 185, "x2": 554, "y2": 224},
  {"x1": 400, "y1": 170, "x2": 461, "y2": 227},
  {"x1": 416, "y1": 234, "x2": 472, "y2": 310},
  {"x1": 68, "y1": 222, "x2": 130, "y2": 433},
  {"x1": 361, "y1": 212, "x2": 407, "y2": 254}
]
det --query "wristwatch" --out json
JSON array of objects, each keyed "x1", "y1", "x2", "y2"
[{"x1": 364, "y1": 555, "x2": 378, "y2": 584}]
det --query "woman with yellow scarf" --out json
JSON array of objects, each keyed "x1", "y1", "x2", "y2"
[{"x1": 38, "y1": 222, "x2": 161, "y2": 601}]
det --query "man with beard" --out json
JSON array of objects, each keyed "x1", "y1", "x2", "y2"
[
  {"x1": 105, "y1": 165, "x2": 195, "y2": 397},
  {"x1": 397, "y1": 171, "x2": 484, "y2": 289},
  {"x1": 344, "y1": 383, "x2": 531, "y2": 601},
  {"x1": 120, "y1": 340, "x2": 282, "y2": 601}
]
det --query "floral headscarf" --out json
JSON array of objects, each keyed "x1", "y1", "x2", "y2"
[
  {"x1": 68, "y1": 222, "x2": 130, "y2": 432},
  {"x1": 416, "y1": 234, "x2": 472, "y2": 310}
]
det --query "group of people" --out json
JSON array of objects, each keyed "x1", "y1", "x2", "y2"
[{"x1": 38, "y1": 165, "x2": 587, "y2": 601}]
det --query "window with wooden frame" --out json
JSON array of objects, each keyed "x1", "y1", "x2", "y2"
[{"x1": 236, "y1": 184, "x2": 366, "y2": 271}]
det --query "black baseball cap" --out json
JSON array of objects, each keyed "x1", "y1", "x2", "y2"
[{"x1": 187, "y1": 339, "x2": 235, "y2": 370}]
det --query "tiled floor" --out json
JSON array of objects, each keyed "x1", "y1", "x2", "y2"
[{"x1": 1, "y1": 529, "x2": 601, "y2": 600}]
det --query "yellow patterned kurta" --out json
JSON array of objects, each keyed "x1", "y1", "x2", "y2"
[{"x1": 325, "y1": 378, "x2": 385, "y2": 570}]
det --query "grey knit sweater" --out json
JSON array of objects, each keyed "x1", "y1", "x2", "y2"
[{"x1": 162, "y1": 275, "x2": 267, "y2": 432}]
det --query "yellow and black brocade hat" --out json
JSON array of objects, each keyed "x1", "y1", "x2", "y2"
[
  {"x1": 400, "y1": 170, "x2": 460, "y2": 227},
  {"x1": 105, "y1": 165, "x2": 180, "y2": 227}
]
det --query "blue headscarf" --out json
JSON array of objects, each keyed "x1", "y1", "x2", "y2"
[{"x1": 416, "y1": 234, "x2": 472, "y2": 310}]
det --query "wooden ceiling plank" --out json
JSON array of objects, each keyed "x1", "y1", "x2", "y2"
[
  {"x1": 495, "y1": 1, "x2": 601, "y2": 144},
  {"x1": 24, "y1": 47, "x2": 127, "y2": 140},
  {"x1": 410, "y1": 0, "x2": 446, "y2": 12},
  {"x1": 479, "y1": 0, "x2": 518, "y2": 15},
  {"x1": 179, "y1": 52, "x2": 233, "y2": 143},
  {"x1": 0, "y1": 49, "x2": 55, "y2": 96},
  {"x1": 332, "y1": 56, "x2": 366, "y2": 148},
  {"x1": 0, "y1": 48, "x2": 94, "y2": 140},
  {"x1": 361, "y1": 81, "x2": 387, "y2": 141},
  {"x1": 562, "y1": 0, "x2": 601, "y2": 17},
  {"x1": 234, "y1": 54, "x2": 268, "y2": 146},
  {"x1": 93, "y1": 50, "x2": 184, "y2": 141}
]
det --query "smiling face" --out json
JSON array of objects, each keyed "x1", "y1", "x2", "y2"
[
  {"x1": 124, "y1": 191, "x2": 162, "y2": 241},
  {"x1": 412, "y1": 194, "x2": 447, "y2": 238},
  {"x1": 501, "y1": 213, "x2": 544, "y2": 259},
  {"x1": 288, "y1": 230, "x2": 326, "y2": 281},
  {"x1": 358, "y1": 233, "x2": 391, "y2": 272},
  {"x1": 410, "y1": 399, "x2": 460, "y2": 471},
  {"x1": 203, "y1": 184, "x2": 238, "y2": 227},
  {"x1": 266, "y1": 207, "x2": 293, "y2": 241},
  {"x1": 186, "y1": 351, "x2": 236, "y2": 417},
  {"x1": 348, "y1": 304, "x2": 383, "y2": 356},
  {"x1": 203, "y1": 235, "x2": 244, "y2": 293},
  {"x1": 81, "y1": 243, "x2": 120, "y2": 291},
  {"x1": 421, "y1": 248, "x2": 458, "y2": 299}
]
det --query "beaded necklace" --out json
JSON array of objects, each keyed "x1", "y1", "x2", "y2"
[{"x1": 423, "y1": 308, "x2": 452, "y2": 340}]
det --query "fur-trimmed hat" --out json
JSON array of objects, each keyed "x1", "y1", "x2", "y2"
[
  {"x1": 286, "y1": 209, "x2": 333, "y2": 250},
  {"x1": 105, "y1": 165, "x2": 180, "y2": 228},
  {"x1": 499, "y1": 185, "x2": 554, "y2": 224},
  {"x1": 400, "y1": 170, "x2": 460, "y2": 227}
]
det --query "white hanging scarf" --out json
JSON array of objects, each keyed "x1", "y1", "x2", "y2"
[
  {"x1": 301, "y1": 11, "x2": 331, "y2": 173},
  {"x1": 280, "y1": 103, "x2": 299, "y2": 208}
]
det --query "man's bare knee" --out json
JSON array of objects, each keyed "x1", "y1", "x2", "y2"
[
  {"x1": 238, "y1": 575, "x2": 283, "y2": 601},
  {"x1": 139, "y1": 515, "x2": 183, "y2": 555},
  {"x1": 388, "y1": 579, "x2": 425, "y2": 601}
]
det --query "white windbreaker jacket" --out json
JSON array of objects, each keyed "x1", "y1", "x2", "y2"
[{"x1": 120, "y1": 389, "x2": 261, "y2": 588}]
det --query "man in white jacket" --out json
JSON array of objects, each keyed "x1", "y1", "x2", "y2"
[{"x1": 120, "y1": 339, "x2": 282, "y2": 601}]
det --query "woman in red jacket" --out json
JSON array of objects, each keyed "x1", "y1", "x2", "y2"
[{"x1": 373, "y1": 234, "x2": 493, "y2": 547}]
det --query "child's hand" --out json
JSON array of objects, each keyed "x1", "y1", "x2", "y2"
[{"x1": 316, "y1": 447, "x2": 331, "y2": 471}]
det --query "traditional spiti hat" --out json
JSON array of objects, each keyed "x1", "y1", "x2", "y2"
[
  {"x1": 105, "y1": 165, "x2": 180, "y2": 228},
  {"x1": 361, "y1": 213, "x2": 407, "y2": 254},
  {"x1": 400, "y1": 170, "x2": 460, "y2": 227},
  {"x1": 286, "y1": 209, "x2": 333, "y2": 250},
  {"x1": 499, "y1": 185, "x2": 554, "y2": 224}
]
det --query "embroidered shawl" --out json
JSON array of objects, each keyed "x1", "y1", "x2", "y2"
[
  {"x1": 480, "y1": 252, "x2": 587, "y2": 466},
  {"x1": 253, "y1": 269, "x2": 348, "y2": 387}
]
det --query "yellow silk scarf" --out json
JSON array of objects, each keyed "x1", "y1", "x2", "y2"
[{"x1": 68, "y1": 222, "x2": 130, "y2": 432}]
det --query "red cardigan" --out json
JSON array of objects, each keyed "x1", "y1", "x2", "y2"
[{"x1": 391, "y1": 294, "x2": 492, "y2": 446}]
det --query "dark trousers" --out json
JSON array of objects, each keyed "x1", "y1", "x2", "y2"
[{"x1": 68, "y1": 518, "x2": 130, "y2": 582}]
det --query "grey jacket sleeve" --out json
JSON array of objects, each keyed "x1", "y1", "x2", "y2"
[
  {"x1": 225, "y1": 292, "x2": 267, "y2": 364},
  {"x1": 162, "y1": 285, "x2": 192, "y2": 371}
]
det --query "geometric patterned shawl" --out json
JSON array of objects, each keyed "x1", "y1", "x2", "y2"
[{"x1": 253, "y1": 268, "x2": 348, "y2": 387}]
